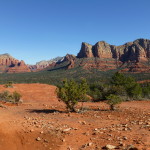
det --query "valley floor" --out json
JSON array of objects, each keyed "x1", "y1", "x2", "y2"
[{"x1": 0, "y1": 84, "x2": 149, "y2": 150}]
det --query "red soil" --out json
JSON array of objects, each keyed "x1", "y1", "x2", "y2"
[{"x1": 0, "y1": 84, "x2": 149, "y2": 150}]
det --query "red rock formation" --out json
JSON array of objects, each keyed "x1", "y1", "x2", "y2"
[
  {"x1": 0, "y1": 54, "x2": 31, "y2": 73},
  {"x1": 77, "y1": 42, "x2": 94, "y2": 58},
  {"x1": 63, "y1": 54, "x2": 76, "y2": 69},
  {"x1": 64, "y1": 54, "x2": 76, "y2": 62},
  {"x1": 7, "y1": 60, "x2": 31, "y2": 73},
  {"x1": 77, "y1": 39, "x2": 150, "y2": 61},
  {"x1": 94, "y1": 41, "x2": 113, "y2": 58},
  {"x1": 76, "y1": 39, "x2": 150, "y2": 72},
  {"x1": 29, "y1": 57, "x2": 64, "y2": 71}
]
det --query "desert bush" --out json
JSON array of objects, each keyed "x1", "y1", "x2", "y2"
[
  {"x1": 0, "y1": 91, "x2": 11, "y2": 101},
  {"x1": 0, "y1": 90, "x2": 22, "y2": 103},
  {"x1": 106, "y1": 94, "x2": 123, "y2": 111},
  {"x1": 56, "y1": 79, "x2": 88, "y2": 112},
  {"x1": 12, "y1": 91, "x2": 22, "y2": 103},
  {"x1": 4, "y1": 81, "x2": 13, "y2": 88}
]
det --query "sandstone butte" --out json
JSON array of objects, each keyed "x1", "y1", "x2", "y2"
[
  {"x1": 0, "y1": 38, "x2": 150, "y2": 73},
  {"x1": 66, "y1": 38, "x2": 150, "y2": 72}
]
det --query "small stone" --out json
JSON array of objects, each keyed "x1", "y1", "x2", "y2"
[
  {"x1": 123, "y1": 136, "x2": 128, "y2": 140},
  {"x1": 73, "y1": 128, "x2": 78, "y2": 130},
  {"x1": 82, "y1": 121, "x2": 86, "y2": 125},
  {"x1": 36, "y1": 137, "x2": 41, "y2": 141},
  {"x1": 104, "y1": 144, "x2": 116, "y2": 149},
  {"x1": 67, "y1": 147, "x2": 72, "y2": 150},
  {"x1": 63, "y1": 128, "x2": 72, "y2": 132},
  {"x1": 62, "y1": 139, "x2": 65, "y2": 142},
  {"x1": 125, "y1": 145, "x2": 138, "y2": 150},
  {"x1": 147, "y1": 122, "x2": 150, "y2": 125},
  {"x1": 124, "y1": 128, "x2": 128, "y2": 131},
  {"x1": 87, "y1": 142, "x2": 92, "y2": 146},
  {"x1": 107, "y1": 138, "x2": 112, "y2": 141},
  {"x1": 119, "y1": 141, "x2": 125, "y2": 146},
  {"x1": 30, "y1": 129, "x2": 34, "y2": 132},
  {"x1": 44, "y1": 139, "x2": 49, "y2": 143}
]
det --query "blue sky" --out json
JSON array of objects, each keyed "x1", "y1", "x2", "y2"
[{"x1": 0, "y1": 0, "x2": 150, "y2": 64}]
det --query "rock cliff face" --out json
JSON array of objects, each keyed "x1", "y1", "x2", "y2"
[
  {"x1": 0, "y1": 54, "x2": 30, "y2": 73},
  {"x1": 76, "y1": 39, "x2": 150, "y2": 72},
  {"x1": 63, "y1": 54, "x2": 76, "y2": 69},
  {"x1": 77, "y1": 39, "x2": 150, "y2": 61},
  {"x1": 94, "y1": 41, "x2": 113, "y2": 58},
  {"x1": 77, "y1": 42, "x2": 94, "y2": 58}
]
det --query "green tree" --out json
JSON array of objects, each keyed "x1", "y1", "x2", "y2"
[
  {"x1": 142, "y1": 83, "x2": 150, "y2": 98},
  {"x1": 56, "y1": 79, "x2": 88, "y2": 112},
  {"x1": 126, "y1": 83, "x2": 142, "y2": 99},
  {"x1": 106, "y1": 94, "x2": 123, "y2": 111},
  {"x1": 111, "y1": 72, "x2": 142, "y2": 99},
  {"x1": 88, "y1": 82, "x2": 103, "y2": 101},
  {"x1": 111, "y1": 72, "x2": 127, "y2": 86}
]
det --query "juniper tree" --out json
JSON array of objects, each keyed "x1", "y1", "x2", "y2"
[{"x1": 56, "y1": 79, "x2": 88, "y2": 112}]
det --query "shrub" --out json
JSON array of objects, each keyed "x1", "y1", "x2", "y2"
[
  {"x1": 106, "y1": 94, "x2": 123, "y2": 111},
  {"x1": 0, "y1": 91, "x2": 22, "y2": 103},
  {"x1": 56, "y1": 79, "x2": 88, "y2": 112},
  {"x1": 0, "y1": 91, "x2": 11, "y2": 101},
  {"x1": 12, "y1": 91, "x2": 22, "y2": 103},
  {"x1": 4, "y1": 81, "x2": 13, "y2": 88}
]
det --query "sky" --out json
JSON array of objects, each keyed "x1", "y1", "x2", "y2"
[{"x1": 0, "y1": 0, "x2": 150, "y2": 64}]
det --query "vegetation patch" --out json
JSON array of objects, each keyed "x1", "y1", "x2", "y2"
[
  {"x1": 0, "y1": 91, "x2": 22, "y2": 103},
  {"x1": 56, "y1": 79, "x2": 88, "y2": 112}
]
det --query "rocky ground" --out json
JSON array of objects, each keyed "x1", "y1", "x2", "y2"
[{"x1": 0, "y1": 84, "x2": 149, "y2": 150}]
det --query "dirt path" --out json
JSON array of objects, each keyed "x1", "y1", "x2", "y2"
[{"x1": 0, "y1": 84, "x2": 149, "y2": 150}]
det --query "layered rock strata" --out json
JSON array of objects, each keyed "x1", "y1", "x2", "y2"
[
  {"x1": 76, "y1": 39, "x2": 150, "y2": 72},
  {"x1": 0, "y1": 54, "x2": 30, "y2": 73}
]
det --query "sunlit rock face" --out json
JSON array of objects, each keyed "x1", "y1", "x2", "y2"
[
  {"x1": 76, "y1": 39, "x2": 150, "y2": 72},
  {"x1": 0, "y1": 54, "x2": 30, "y2": 73}
]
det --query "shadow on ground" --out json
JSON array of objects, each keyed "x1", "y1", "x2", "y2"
[{"x1": 27, "y1": 109, "x2": 66, "y2": 114}]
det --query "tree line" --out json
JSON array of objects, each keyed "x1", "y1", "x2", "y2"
[{"x1": 57, "y1": 72, "x2": 150, "y2": 112}]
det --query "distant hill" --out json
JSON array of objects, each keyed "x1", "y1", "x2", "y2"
[
  {"x1": 0, "y1": 38, "x2": 150, "y2": 74},
  {"x1": 0, "y1": 53, "x2": 30, "y2": 73},
  {"x1": 28, "y1": 57, "x2": 64, "y2": 71}
]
